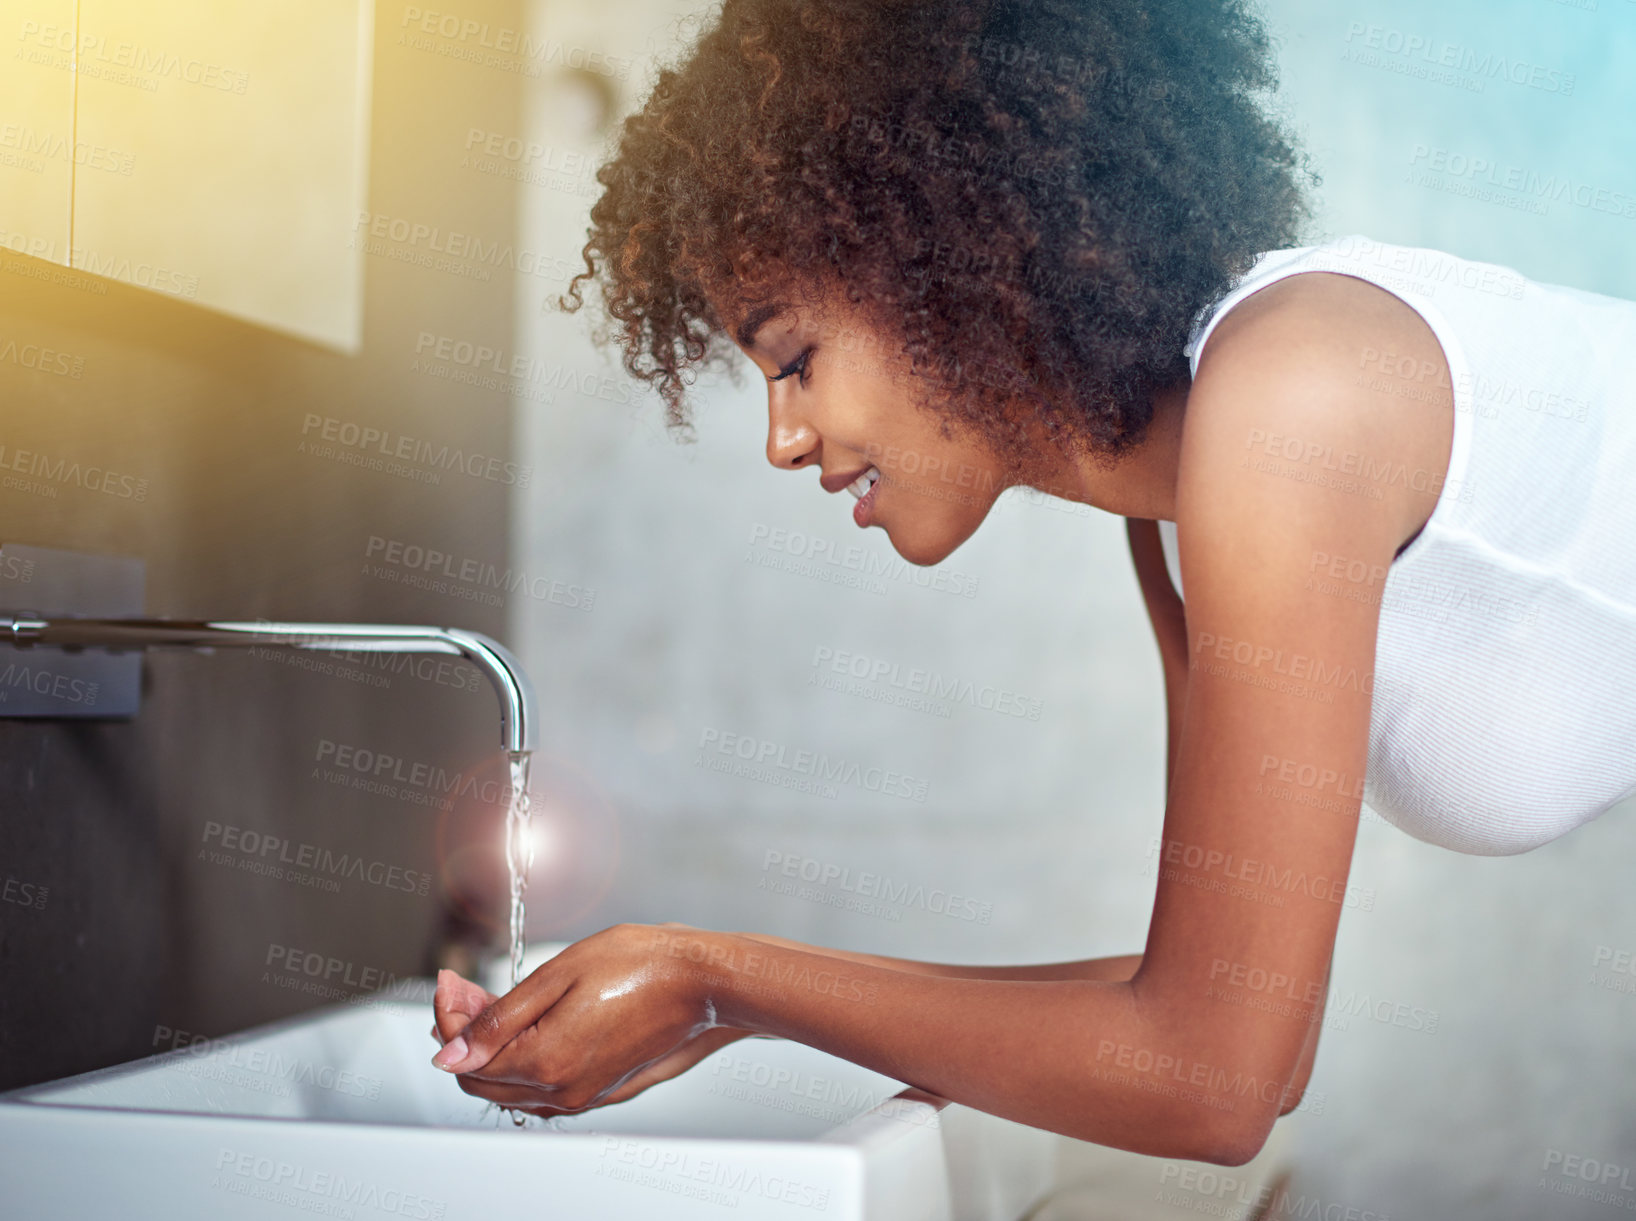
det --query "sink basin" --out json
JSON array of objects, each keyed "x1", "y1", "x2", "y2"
[{"x1": 0, "y1": 947, "x2": 1055, "y2": 1220}]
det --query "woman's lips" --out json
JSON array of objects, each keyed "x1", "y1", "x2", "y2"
[{"x1": 848, "y1": 465, "x2": 881, "y2": 527}]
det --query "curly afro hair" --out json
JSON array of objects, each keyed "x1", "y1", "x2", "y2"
[{"x1": 556, "y1": 0, "x2": 1320, "y2": 465}]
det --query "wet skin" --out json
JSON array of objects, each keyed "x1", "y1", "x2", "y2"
[{"x1": 429, "y1": 270, "x2": 1455, "y2": 1164}]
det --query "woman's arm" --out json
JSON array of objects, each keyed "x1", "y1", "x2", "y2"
[
  {"x1": 1126, "y1": 518, "x2": 1327, "y2": 1116},
  {"x1": 1126, "y1": 517, "x2": 1189, "y2": 801},
  {"x1": 691, "y1": 935, "x2": 1309, "y2": 1105},
  {"x1": 1279, "y1": 952, "x2": 1331, "y2": 1115},
  {"x1": 735, "y1": 933, "x2": 1143, "y2": 982}
]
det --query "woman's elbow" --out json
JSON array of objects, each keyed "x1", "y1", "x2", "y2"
[
  {"x1": 1277, "y1": 1078, "x2": 1307, "y2": 1117},
  {"x1": 1191, "y1": 1107, "x2": 1278, "y2": 1167}
]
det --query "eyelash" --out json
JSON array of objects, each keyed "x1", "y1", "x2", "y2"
[{"x1": 769, "y1": 346, "x2": 814, "y2": 387}]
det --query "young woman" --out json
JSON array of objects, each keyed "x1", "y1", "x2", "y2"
[{"x1": 424, "y1": 0, "x2": 1636, "y2": 1164}]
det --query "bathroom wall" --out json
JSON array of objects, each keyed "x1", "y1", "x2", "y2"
[
  {"x1": 0, "y1": 0, "x2": 527, "y2": 1090},
  {"x1": 509, "y1": 1, "x2": 1636, "y2": 1218}
]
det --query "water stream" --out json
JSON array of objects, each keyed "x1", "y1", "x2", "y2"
[
  {"x1": 504, "y1": 750, "x2": 536, "y2": 991},
  {"x1": 501, "y1": 750, "x2": 536, "y2": 1127}
]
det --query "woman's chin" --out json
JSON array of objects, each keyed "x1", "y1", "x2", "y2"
[{"x1": 880, "y1": 521, "x2": 967, "y2": 568}]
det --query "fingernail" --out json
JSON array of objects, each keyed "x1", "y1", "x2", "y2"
[{"x1": 431, "y1": 1035, "x2": 468, "y2": 1071}]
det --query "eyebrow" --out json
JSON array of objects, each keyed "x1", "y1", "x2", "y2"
[{"x1": 736, "y1": 301, "x2": 790, "y2": 348}]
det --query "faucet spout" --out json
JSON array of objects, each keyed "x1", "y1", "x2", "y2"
[{"x1": 0, "y1": 616, "x2": 537, "y2": 754}]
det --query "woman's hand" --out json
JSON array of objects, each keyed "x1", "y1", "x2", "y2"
[
  {"x1": 430, "y1": 968, "x2": 498, "y2": 1045},
  {"x1": 427, "y1": 922, "x2": 754, "y2": 1115}
]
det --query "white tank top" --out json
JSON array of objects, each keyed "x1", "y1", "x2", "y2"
[{"x1": 1157, "y1": 234, "x2": 1636, "y2": 855}]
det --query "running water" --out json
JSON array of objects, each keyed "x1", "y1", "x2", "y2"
[
  {"x1": 504, "y1": 750, "x2": 535, "y2": 990},
  {"x1": 502, "y1": 750, "x2": 535, "y2": 1129}
]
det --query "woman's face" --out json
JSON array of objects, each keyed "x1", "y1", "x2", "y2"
[{"x1": 720, "y1": 293, "x2": 1022, "y2": 566}]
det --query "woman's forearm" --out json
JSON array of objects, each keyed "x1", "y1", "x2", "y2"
[
  {"x1": 736, "y1": 932, "x2": 1142, "y2": 982},
  {"x1": 659, "y1": 929, "x2": 1288, "y2": 1165}
]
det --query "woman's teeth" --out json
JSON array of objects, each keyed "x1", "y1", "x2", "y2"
[{"x1": 846, "y1": 467, "x2": 881, "y2": 500}]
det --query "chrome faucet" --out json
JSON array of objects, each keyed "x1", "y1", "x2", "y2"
[{"x1": 0, "y1": 616, "x2": 537, "y2": 754}]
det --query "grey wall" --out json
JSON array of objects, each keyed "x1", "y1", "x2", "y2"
[
  {"x1": 509, "y1": 1, "x2": 1636, "y2": 1218},
  {"x1": 0, "y1": 0, "x2": 525, "y2": 1091}
]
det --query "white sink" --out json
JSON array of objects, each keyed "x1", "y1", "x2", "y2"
[{"x1": 0, "y1": 947, "x2": 1054, "y2": 1220}]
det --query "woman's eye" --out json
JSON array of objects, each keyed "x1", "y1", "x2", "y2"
[{"x1": 770, "y1": 347, "x2": 814, "y2": 386}]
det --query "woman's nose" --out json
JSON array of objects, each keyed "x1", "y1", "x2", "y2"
[{"x1": 766, "y1": 395, "x2": 820, "y2": 470}]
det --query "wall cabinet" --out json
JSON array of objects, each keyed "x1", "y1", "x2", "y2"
[
  {"x1": 2, "y1": 1, "x2": 374, "y2": 351},
  {"x1": 1, "y1": 0, "x2": 77, "y2": 265}
]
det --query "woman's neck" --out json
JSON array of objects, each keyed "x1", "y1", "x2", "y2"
[{"x1": 1029, "y1": 378, "x2": 1188, "y2": 521}]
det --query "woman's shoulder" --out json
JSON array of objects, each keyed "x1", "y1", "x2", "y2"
[
  {"x1": 1180, "y1": 268, "x2": 1456, "y2": 563},
  {"x1": 1196, "y1": 264, "x2": 1444, "y2": 382}
]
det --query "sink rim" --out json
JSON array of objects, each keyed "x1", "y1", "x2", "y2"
[{"x1": 0, "y1": 987, "x2": 952, "y2": 1149}]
